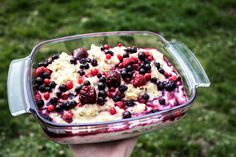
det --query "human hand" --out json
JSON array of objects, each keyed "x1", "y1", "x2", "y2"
[{"x1": 69, "y1": 137, "x2": 137, "y2": 157}]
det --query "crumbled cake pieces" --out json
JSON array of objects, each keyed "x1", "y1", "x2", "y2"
[{"x1": 33, "y1": 43, "x2": 188, "y2": 124}]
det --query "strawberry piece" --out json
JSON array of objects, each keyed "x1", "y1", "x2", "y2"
[
  {"x1": 115, "y1": 101, "x2": 125, "y2": 108},
  {"x1": 117, "y1": 54, "x2": 123, "y2": 61},
  {"x1": 91, "y1": 69, "x2": 99, "y2": 76},
  {"x1": 61, "y1": 93, "x2": 68, "y2": 100},
  {"x1": 144, "y1": 73, "x2": 152, "y2": 81},
  {"x1": 133, "y1": 74, "x2": 147, "y2": 87},
  {"x1": 103, "y1": 44, "x2": 110, "y2": 50},
  {"x1": 47, "y1": 104, "x2": 55, "y2": 112},
  {"x1": 78, "y1": 77, "x2": 84, "y2": 84},
  {"x1": 122, "y1": 57, "x2": 138, "y2": 67},
  {"x1": 44, "y1": 78, "x2": 50, "y2": 85},
  {"x1": 43, "y1": 92, "x2": 50, "y2": 100},
  {"x1": 66, "y1": 80, "x2": 73, "y2": 90},
  {"x1": 109, "y1": 107, "x2": 117, "y2": 115},
  {"x1": 106, "y1": 54, "x2": 111, "y2": 60}
]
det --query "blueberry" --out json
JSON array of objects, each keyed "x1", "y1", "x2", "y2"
[
  {"x1": 49, "y1": 81, "x2": 56, "y2": 88},
  {"x1": 59, "y1": 84, "x2": 67, "y2": 92},
  {"x1": 165, "y1": 81, "x2": 176, "y2": 91},
  {"x1": 84, "y1": 80, "x2": 90, "y2": 86},
  {"x1": 52, "y1": 54, "x2": 59, "y2": 60},
  {"x1": 36, "y1": 100, "x2": 44, "y2": 108},
  {"x1": 79, "y1": 58, "x2": 87, "y2": 64},
  {"x1": 126, "y1": 65, "x2": 133, "y2": 72},
  {"x1": 50, "y1": 97, "x2": 58, "y2": 105},
  {"x1": 35, "y1": 77, "x2": 43, "y2": 85},
  {"x1": 66, "y1": 100, "x2": 77, "y2": 110},
  {"x1": 97, "y1": 97, "x2": 105, "y2": 105},
  {"x1": 68, "y1": 93, "x2": 75, "y2": 99},
  {"x1": 70, "y1": 58, "x2": 77, "y2": 64},
  {"x1": 144, "y1": 64, "x2": 151, "y2": 70},
  {"x1": 45, "y1": 86, "x2": 51, "y2": 92},
  {"x1": 123, "y1": 111, "x2": 131, "y2": 118},
  {"x1": 119, "y1": 85, "x2": 128, "y2": 92},
  {"x1": 98, "y1": 82, "x2": 106, "y2": 90},
  {"x1": 80, "y1": 62, "x2": 89, "y2": 69},
  {"x1": 142, "y1": 94, "x2": 149, "y2": 100},
  {"x1": 159, "y1": 98, "x2": 166, "y2": 105},
  {"x1": 127, "y1": 71, "x2": 133, "y2": 78},
  {"x1": 112, "y1": 95, "x2": 122, "y2": 102},
  {"x1": 139, "y1": 68, "x2": 146, "y2": 74},
  {"x1": 97, "y1": 73, "x2": 102, "y2": 78},
  {"x1": 124, "y1": 100, "x2": 135, "y2": 107},
  {"x1": 158, "y1": 68, "x2": 165, "y2": 74},
  {"x1": 55, "y1": 104, "x2": 63, "y2": 112},
  {"x1": 157, "y1": 81, "x2": 165, "y2": 90},
  {"x1": 106, "y1": 50, "x2": 114, "y2": 56},
  {"x1": 61, "y1": 101, "x2": 69, "y2": 109},
  {"x1": 56, "y1": 91, "x2": 62, "y2": 98},
  {"x1": 99, "y1": 77, "x2": 106, "y2": 82},
  {"x1": 98, "y1": 90, "x2": 106, "y2": 98},
  {"x1": 100, "y1": 47, "x2": 105, "y2": 51},
  {"x1": 85, "y1": 58, "x2": 91, "y2": 63},
  {"x1": 75, "y1": 85, "x2": 82, "y2": 93},
  {"x1": 123, "y1": 53, "x2": 129, "y2": 58},
  {"x1": 131, "y1": 47, "x2": 137, "y2": 53},
  {"x1": 143, "y1": 59, "x2": 150, "y2": 64},
  {"x1": 39, "y1": 85, "x2": 46, "y2": 93},
  {"x1": 91, "y1": 59, "x2": 98, "y2": 67},
  {"x1": 150, "y1": 77, "x2": 157, "y2": 83},
  {"x1": 121, "y1": 69, "x2": 128, "y2": 78},
  {"x1": 125, "y1": 48, "x2": 132, "y2": 53},
  {"x1": 42, "y1": 72, "x2": 50, "y2": 79},
  {"x1": 78, "y1": 69, "x2": 85, "y2": 76},
  {"x1": 138, "y1": 52, "x2": 145, "y2": 61},
  {"x1": 154, "y1": 62, "x2": 160, "y2": 69}
]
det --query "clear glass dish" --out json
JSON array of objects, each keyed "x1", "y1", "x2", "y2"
[{"x1": 7, "y1": 31, "x2": 210, "y2": 144}]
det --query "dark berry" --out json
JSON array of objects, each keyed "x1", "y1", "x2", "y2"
[
  {"x1": 98, "y1": 82, "x2": 106, "y2": 90},
  {"x1": 119, "y1": 85, "x2": 128, "y2": 92},
  {"x1": 36, "y1": 100, "x2": 44, "y2": 107},
  {"x1": 157, "y1": 81, "x2": 165, "y2": 90},
  {"x1": 165, "y1": 81, "x2": 176, "y2": 91},
  {"x1": 131, "y1": 47, "x2": 137, "y2": 53},
  {"x1": 78, "y1": 69, "x2": 85, "y2": 76},
  {"x1": 75, "y1": 85, "x2": 82, "y2": 93},
  {"x1": 70, "y1": 58, "x2": 77, "y2": 64},
  {"x1": 49, "y1": 81, "x2": 56, "y2": 88},
  {"x1": 84, "y1": 80, "x2": 90, "y2": 86},
  {"x1": 68, "y1": 93, "x2": 75, "y2": 99},
  {"x1": 39, "y1": 85, "x2": 46, "y2": 93},
  {"x1": 99, "y1": 77, "x2": 106, "y2": 82},
  {"x1": 35, "y1": 77, "x2": 43, "y2": 85},
  {"x1": 98, "y1": 90, "x2": 106, "y2": 98},
  {"x1": 144, "y1": 64, "x2": 151, "y2": 70},
  {"x1": 123, "y1": 53, "x2": 129, "y2": 58},
  {"x1": 159, "y1": 98, "x2": 166, "y2": 105},
  {"x1": 91, "y1": 59, "x2": 98, "y2": 67},
  {"x1": 158, "y1": 68, "x2": 165, "y2": 74},
  {"x1": 38, "y1": 61, "x2": 48, "y2": 67},
  {"x1": 124, "y1": 100, "x2": 136, "y2": 107},
  {"x1": 127, "y1": 71, "x2": 133, "y2": 78},
  {"x1": 126, "y1": 65, "x2": 133, "y2": 72},
  {"x1": 143, "y1": 94, "x2": 149, "y2": 100},
  {"x1": 143, "y1": 59, "x2": 150, "y2": 64},
  {"x1": 55, "y1": 104, "x2": 63, "y2": 112},
  {"x1": 97, "y1": 97, "x2": 105, "y2": 106},
  {"x1": 121, "y1": 69, "x2": 128, "y2": 78},
  {"x1": 79, "y1": 58, "x2": 87, "y2": 64},
  {"x1": 124, "y1": 48, "x2": 132, "y2": 53},
  {"x1": 45, "y1": 86, "x2": 51, "y2": 92},
  {"x1": 79, "y1": 86, "x2": 96, "y2": 104},
  {"x1": 42, "y1": 72, "x2": 50, "y2": 79},
  {"x1": 56, "y1": 91, "x2": 62, "y2": 98},
  {"x1": 50, "y1": 97, "x2": 58, "y2": 105},
  {"x1": 154, "y1": 62, "x2": 160, "y2": 69},
  {"x1": 80, "y1": 63, "x2": 89, "y2": 69},
  {"x1": 138, "y1": 52, "x2": 145, "y2": 61},
  {"x1": 97, "y1": 73, "x2": 102, "y2": 78},
  {"x1": 52, "y1": 54, "x2": 59, "y2": 60},
  {"x1": 123, "y1": 111, "x2": 131, "y2": 118},
  {"x1": 106, "y1": 71, "x2": 121, "y2": 87},
  {"x1": 106, "y1": 50, "x2": 114, "y2": 56},
  {"x1": 100, "y1": 47, "x2": 105, "y2": 51},
  {"x1": 112, "y1": 95, "x2": 122, "y2": 102},
  {"x1": 150, "y1": 109, "x2": 158, "y2": 113},
  {"x1": 65, "y1": 100, "x2": 77, "y2": 110},
  {"x1": 150, "y1": 77, "x2": 157, "y2": 83},
  {"x1": 59, "y1": 84, "x2": 67, "y2": 92},
  {"x1": 73, "y1": 48, "x2": 88, "y2": 60},
  {"x1": 139, "y1": 68, "x2": 146, "y2": 74}
]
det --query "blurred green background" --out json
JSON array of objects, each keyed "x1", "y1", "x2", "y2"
[{"x1": 0, "y1": 0, "x2": 236, "y2": 157}]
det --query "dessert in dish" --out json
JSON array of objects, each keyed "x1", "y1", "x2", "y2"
[{"x1": 33, "y1": 43, "x2": 188, "y2": 124}]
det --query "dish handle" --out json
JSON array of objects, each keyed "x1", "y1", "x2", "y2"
[
  {"x1": 165, "y1": 42, "x2": 210, "y2": 88},
  {"x1": 7, "y1": 57, "x2": 31, "y2": 116}
]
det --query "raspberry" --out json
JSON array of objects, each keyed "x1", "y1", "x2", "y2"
[
  {"x1": 63, "y1": 111, "x2": 73, "y2": 120},
  {"x1": 73, "y1": 48, "x2": 88, "y2": 60},
  {"x1": 35, "y1": 66, "x2": 45, "y2": 76},
  {"x1": 47, "y1": 104, "x2": 55, "y2": 112},
  {"x1": 66, "y1": 80, "x2": 73, "y2": 90},
  {"x1": 117, "y1": 54, "x2": 123, "y2": 61},
  {"x1": 44, "y1": 78, "x2": 50, "y2": 85},
  {"x1": 34, "y1": 94, "x2": 41, "y2": 101},
  {"x1": 147, "y1": 55, "x2": 153, "y2": 61},
  {"x1": 61, "y1": 93, "x2": 68, "y2": 100},
  {"x1": 106, "y1": 71, "x2": 121, "y2": 87},
  {"x1": 133, "y1": 74, "x2": 147, "y2": 87},
  {"x1": 109, "y1": 107, "x2": 117, "y2": 115},
  {"x1": 91, "y1": 69, "x2": 99, "y2": 76},
  {"x1": 79, "y1": 86, "x2": 97, "y2": 104},
  {"x1": 144, "y1": 73, "x2": 152, "y2": 81},
  {"x1": 122, "y1": 56, "x2": 138, "y2": 67}
]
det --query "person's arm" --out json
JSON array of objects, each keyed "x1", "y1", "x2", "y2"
[{"x1": 70, "y1": 138, "x2": 137, "y2": 157}]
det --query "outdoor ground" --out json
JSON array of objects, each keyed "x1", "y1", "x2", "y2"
[{"x1": 0, "y1": 0, "x2": 236, "y2": 157}]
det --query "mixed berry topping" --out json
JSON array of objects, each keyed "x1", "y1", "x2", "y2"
[{"x1": 33, "y1": 43, "x2": 188, "y2": 124}]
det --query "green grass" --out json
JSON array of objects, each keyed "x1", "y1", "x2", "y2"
[{"x1": 0, "y1": 0, "x2": 236, "y2": 156}]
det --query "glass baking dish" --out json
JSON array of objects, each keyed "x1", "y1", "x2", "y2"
[{"x1": 7, "y1": 31, "x2": 210, "y2": 144}]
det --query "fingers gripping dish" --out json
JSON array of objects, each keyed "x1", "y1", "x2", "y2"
[{"x1": 34, "y1": 43, "x2": 188, "y2": 124}]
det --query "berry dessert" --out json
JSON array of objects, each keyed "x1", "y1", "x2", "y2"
[{"x1": 33, "y1": 43, "x2": 188, "y2": 124}]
